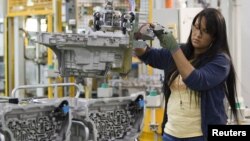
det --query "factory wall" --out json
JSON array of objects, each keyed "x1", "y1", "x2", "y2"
[{"x1": 240, "y1": 0, "x2": 250, "y2": 108}]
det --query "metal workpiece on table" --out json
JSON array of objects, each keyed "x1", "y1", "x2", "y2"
[
  {"x1": 0, "y1": 99, "x2": 71, "y2": 141},
  {"x1": 0, "y1": 92, "x2": 145, "y2": 141}
]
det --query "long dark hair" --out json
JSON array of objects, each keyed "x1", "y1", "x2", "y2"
[{"x1": 167, "y1": 8, "x2": 238, "y2": 122}]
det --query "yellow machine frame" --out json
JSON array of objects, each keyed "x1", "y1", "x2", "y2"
[
  {"x1": 139, "y1": 0, "x2": 164, "y2": 141},
  {"x1": 4, "y1": 0, "x2": 63, "y2": 97}
]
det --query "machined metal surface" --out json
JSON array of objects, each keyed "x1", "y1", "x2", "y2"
[
  {"x1": 0, "y1": 100, "x2": 71, "y2": 141},
  {"x1": 0, "y1": 92, "x2": 145, "y2": 141},
  {"x1": 36, "y1": 30, "x2": 132, "y2": 78},
  {"x1": 68, "y1": 92, "x2": 145, "y2": 141}
]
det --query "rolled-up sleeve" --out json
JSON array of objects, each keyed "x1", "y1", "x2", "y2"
[{"x1": 183, "y1": 53, "x2": 230, "y2": 91}]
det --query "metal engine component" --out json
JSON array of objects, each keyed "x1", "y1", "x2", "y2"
[
  {"x1": 68, "y1": 92, "x2": 145, "y2": 141},
  {"x1": 0, "y1": 100, "x2": 71, "y2": 141},
  {"x1": 0, "y1": 1, "x2": 145, "y2": 140},
  {"x1": 133, "y1": 23, "x2": 170, "y2": 49},
  {"x1": 134, "y1": 23, "x2": 155, "y2": 41},
  {"x1": 93, "y1": 0, "x2": 135, "y2": 34},
  {"x1": 0, "y1": 92, "x2": 145, "y2": 141},
  {"x1": 35, "y1": 0, "x2": 138, "y2": 78},
  {"x1": 36, "y1": 31, "x2": 132, "y2": 77}
]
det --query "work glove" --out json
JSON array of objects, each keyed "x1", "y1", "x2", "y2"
[{"x1": 150, "y1": 23, "x2": 179, "y2": 54}]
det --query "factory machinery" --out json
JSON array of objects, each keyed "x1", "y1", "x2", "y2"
[
  {"x1": 0, "y1": 93, "x2": 144, "y2": 141},
  {"x1": 0, "y1": 1, "x2": 145, "y2": 141}
]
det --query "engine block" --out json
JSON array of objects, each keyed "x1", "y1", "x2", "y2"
[
  {"x1": 0, "y1": 93, "x2": 145, "y2": 141},
  {"x1": 0, "y1": 100, "x2": 71, "y2": 141},
  {"x1": 36, "y1": 31, "x2": 132, "y2": 77}
]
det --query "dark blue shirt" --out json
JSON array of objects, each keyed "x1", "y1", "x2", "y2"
[{"x1": 139, "y1": 47, "x2": 230, "y2": 137}]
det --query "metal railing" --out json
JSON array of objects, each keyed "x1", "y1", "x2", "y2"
[{"x1": 11, "y1": 83, "x2": 81, "y2": 98}]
